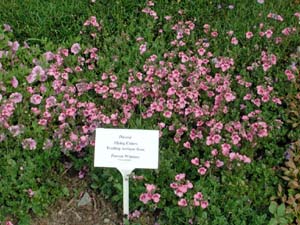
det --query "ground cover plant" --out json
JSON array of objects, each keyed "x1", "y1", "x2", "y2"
[{"x1": 0, "y1": 0, "x2": 300, "y2": 224}]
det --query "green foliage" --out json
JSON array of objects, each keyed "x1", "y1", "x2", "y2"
[{"x1": 268, "y1": 201, "x2": 291, "y2": 225}]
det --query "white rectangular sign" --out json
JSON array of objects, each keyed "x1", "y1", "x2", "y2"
[{"x1": 94, "y1": 128, "x2": 159, "y2": 170}]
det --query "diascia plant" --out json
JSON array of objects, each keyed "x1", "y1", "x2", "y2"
[
  {"x1": 0, "y1": 27, "x2": 66, "y2": 225},
  {"x1": 1, "y1": 1, "x2": 300, "y2": 224}
]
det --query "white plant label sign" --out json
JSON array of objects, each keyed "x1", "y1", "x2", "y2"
[
  {"x1": 94, "y1": 128, "x2": 159, "y2": 218},
  {"x1": 94, "y1": 128, "x2": 159, "y2": 170}
]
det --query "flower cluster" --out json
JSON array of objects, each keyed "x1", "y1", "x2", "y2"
[
  {"x1": 139, "y1": 183, "x2": 161, "y2": 204},
  {"x1": 170, "y1": 173, "x2": 208, "y2": 208}
]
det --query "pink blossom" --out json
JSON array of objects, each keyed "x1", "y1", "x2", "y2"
[
  {"x1": 140, "y1": 193, "x2": 151, "y2": 204},
  {"x1": 163, "y1": 110, "x2": 172, "y2": 118},
  {"x1": 43, "y1": 51, "x2": 55, "y2": 61},
  {"x1": 28, "y1": 188, "x2": 35, "y2": 197},
  {"x1": 211, "y1": 31, "x2": 218, "y2": 37},
  {"x1": 30, "y1": 94, "x2": 43, "y2": 105},
  {"x1": 201, "y1": 200, "x2": 209, "y2": 209},
  {"x1": 5, "y1": 221, "x2": 14, "y2": 225},
  {"x1": 194, "y1": 200, "x2": 200, "y2": 206},
  {"x1": 22, "y1": 138, "x2": 37, "y2": 150},
  {"x1": 285, "y1": 69, "x2": 295, "y2": 80},
  {"x1": 212, "y1": 134, "x2": 221, "y2": 144},
  {"x1": 11, "y1": 76, "x2": 18, "y2": 88},
  {"x1": 9, "y1": 93, "x2": 22, "y2": 103},
  {"x1": 152, "y1": 193, "x2": 161, "y2": 203},
  {"x1": 191, "y1": 157, "x2": 199, "y2": 166},
  {"x1": 43, "y1": 139, "x2": 53, "y2": 150},
  {"x1": 265, "y1": 29, "x2": 273, "y2": 39},
  {"x1": 0, "y1": 133, "x2": 6, "y2": 142},
  {"x1": 231, "y1": 37, "x2": 238, "y2": 45},
  {"x1": 140, "y1": 43, "x2": 147, "y2": 54},
  {"x1": 194, "y1": 192, "x2": 203, "y2": 200},
  {"x1": 8, "y1": 41, "x2": 19, "y2": 52},
  {"x1": 204, "y1": 161, "x2": 210, "y2": 168},
  {"x1": 175, "y1": 173, "x2": 185, "y2": 181},
  {"x1": 221, "y1": 143, "x2": 231, "y2": 156},
  {"x1": 3, "y1": 24, "x2": 12, "y2": 32},
  {"x1": 8, "y1": 125, "x2": 24, "y2": 137},
  {"x1": 211, "y1": 149, "x2": 218, "y2": 156},
  {"x1": 231, "y1": 133, "x2": 241, "y2": 145},
  {"x1": 178, "y1": 198, "x2": 188, "y2": 207},
  {"x1": 246, "y1": 31, "x2": 253, "y2": 39},
  {"x1": 216, "y1": 160, "x2": 224, "y2": 168},
  {"x1": 64, "y1": 141, "x2": 73, "y2": 149},
  {"x1": 224, "y1": 92, "x2": 236, "y2": 102},
  {"x1": 183, "y1": 141, "x2": 191, "y2": 149},
  {"x1": 146, "y1": 184, "x2": 156, "y2": 193},
  {"x1": 198, "y1": 167, "x2": 207, "y2": 175}
]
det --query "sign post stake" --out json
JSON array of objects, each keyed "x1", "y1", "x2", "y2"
[{"x1": 120, "y1": 169, "x2": 132, "y2": 218}]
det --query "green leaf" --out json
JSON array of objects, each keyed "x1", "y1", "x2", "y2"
[
  {"x1": 268, "y1": 218, "x2": 278, "y2": 225},
  {"x1": 277, "y1": 204, "x2": 285, "y2": 217},
  {"x1": 269, "y1": 201, "x2": 277, "y2": 214},
  {"x1": 279, "y1": 218, "x2": 288, "y2": 225},
  {"x1": 62, "y1": 187, "x2": 69, "y2": 197}
]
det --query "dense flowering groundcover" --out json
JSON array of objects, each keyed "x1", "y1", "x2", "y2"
[{"x1": 1, "y1": 1, "x2": 300, "y2": 224}]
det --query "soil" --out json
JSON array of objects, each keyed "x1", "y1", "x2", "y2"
[{"x1": 31, "y1": 172, "x2": 123, "y2": 225}]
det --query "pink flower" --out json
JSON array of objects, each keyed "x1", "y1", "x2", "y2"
[
  {"x1": 5, "y1": 221, "x2": 14, "y2": 225},
  {"x1": 43, "y1": 51, "x2": 55, "y2": 61},
  {"x1": 224, "y1": 92, "x2": 236, "y2": 102},
  {"x1": 8, "y1": 41, "x2": 19, "y2": 52},
  {"x1": 30, "y1": 94, "x2": 43, "y2": 105},
  {"x1": 175, "y1": 173, "x2": 185, "y2": 181},
  {"x1": 194, "y1": 200, "x2": 200, "y2": 206},
  {"x1": 139, "y1": 43, "x2": 147, "y2": 54},
  {"x1": 212, "y1": 134, "x2": 221, "y2": 144},
  {"x1": 3, "y1": 24, "x2": 12, "y2": 32},
  {"x1": 204, "y1": 161, "x2": 210, "y2": 168},
  {"x1": 28, "y1": 188, "x2": 35, "y2": 197},
  {"x1": 64, "y1": 141, "x2": 73, "y2": 149},
  {"x1": 231, "y1": 133, "x2": 241, "y2": 145},
  {"x1": 152, "y1": 193, "x2": 161, "y2": 203},
  {"x1": 146, "y1": 184, "x2": 156, "y2": 193},
  {"x1": 140, "y1": 193, "x2": 151, "y2": 204},
  {"x1": 201, "y1": 200, "x2": 209, "y2": 209},
  {"x1": 178, "y1": 198, "x2": 188, "y2": 207},
  {"x1": 71, "y1": 43, "x2": 81, "y2": 54},
  {"x1": 191, "y1": 157, "x2": 199, "y2": 166},
  {"x1": 194, "y1": 192, "x2": 203, "y2": 200},
  {"x1": 9, "y1": 93, "x2": 22, "y2": 103},
  {"x1": 211, "y1": 149, "x2": 218, "y2": 156},
  {"x1": 231, "y1": 37, "x2": 238, "y2": 45},
  {"x1": 285, "y1": 69, "x2": 295, "y2": 81},
  {"x1": 211, "y1": 31, "x2": 218, "y2": 37},
  {"x1": 265, "y1": 29, "x2": 273, "y2": 39},
  {"x1": 163, "y1": 110, "x2": 172, "y2": 118},
  {"x1": 11, "y1": 76, "x2": 18, "y2": 88},
  {"x1": 246, "y1": 31, "x2": 253, "y2": 39},
  {"x1": 8, "y1": 125, "x2": 24, "y2": 137},
  {"x1": 183, "y1": 141, "x2": 191, "y2": 149},
  {"x1": 221, "y1": 143, "x2": 231, "y2": 156},
  {"x1": 198, "y1": 167, "x2": 207, "y2": 175},
  {"x1": 216, "y1": 160, "x2": 224, "y2": 168},
  {"x1": 22, "y1": 138, "x2": 37, "y2": 150}
]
